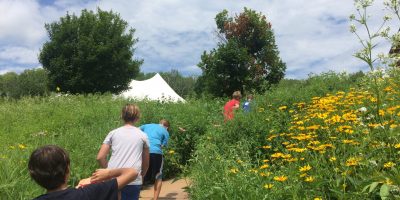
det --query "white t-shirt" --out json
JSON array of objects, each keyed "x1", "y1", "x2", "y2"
[{"x1": 103, "y1": 125, "x2": 149, "y2": 185}]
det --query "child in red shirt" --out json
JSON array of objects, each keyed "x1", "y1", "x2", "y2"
[{"x1": 223, "y1": 91, "x2": 242, "y2": 121}]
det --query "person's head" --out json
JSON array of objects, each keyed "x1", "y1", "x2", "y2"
[
  {"x1": 28, "y1": 145, "x2": 70, "y2": 191},
  {"x1": 247, "y1": 94, "x2": 254, "y2": 101},
  {"x1": 232, "y1": 91, "x2": 242, "y2": 100},
  {"x1": 159, "y1": 119, "x2": 170, "y2": 130},
  {"x1": 121, "y1": 104, "x2": 140, "y2": 124}
]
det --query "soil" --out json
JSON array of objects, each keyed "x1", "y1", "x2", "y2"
[{"x1": 139, "y1": 178, "x2": 190, "y2": 200}]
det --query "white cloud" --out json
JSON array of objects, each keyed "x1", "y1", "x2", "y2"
[
  {"x1": 0, "y1": 0, "x2": 45, "y2": 46},
  {"x1": 0, "y1": 46, "x2": 38, "y2": 64}
]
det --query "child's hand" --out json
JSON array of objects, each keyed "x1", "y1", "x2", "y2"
[
  {"x1": 90, "y1": 169, "x2": 111, "y2": 183},
  {"x1": 76, "y1": 178, "x2": 91, "y2": 188}
]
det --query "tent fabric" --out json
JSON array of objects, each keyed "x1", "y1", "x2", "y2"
[{"x1": 120, "y1": 73, "x2": 186, "y2": 103}]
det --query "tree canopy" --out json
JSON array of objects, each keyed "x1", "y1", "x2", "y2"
[
  {"x1": 196, "y1": 8, "x2": 286, "y2": 97},
  {"x1": 39, "y1": 8, "x2": 142, "y2": 94}
]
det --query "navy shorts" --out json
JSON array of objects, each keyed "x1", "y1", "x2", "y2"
[{"x1": 121, "y1": 185, "x2": 141, "y2": 200}]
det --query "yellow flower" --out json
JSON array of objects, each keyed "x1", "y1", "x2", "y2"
[
  {"x1": 279, "y1": 106, "x2": 287, "y2": 111},
  {"x1": 264, "y1": 183, "x2": 273, "y2": 189},
  {"x1": 56, "y1": 86, "x2": 61, "y2": 92},
  {"x1": 237, "y1": 159, "x2": 243, "y2": 164},
  {"x1": 384, "y1": 162, "x2": 395, "y2": 168},
  {"x1": 18, "y1": 144, "x2": 26, "y2": 149},
  {"x1": 168, "y1": 150, "x2": 175, "y2": 154},
  {"x1": 345, "y1": 157, "x2": 361, "y2": 167},
  {"x1": 390, "y1": 124, "x2": 398, "y2": 129},
  {"x1": 273, "y1": 175, "x2": 288, "y2": 182},
  {"x1": 299, "y1": 164, "x2": 312, "y2": 172},
  {"x1": 259, "y1": 164, "x2": 269, "y2": 169},
  {"x1": 314, "y1": 197, "x2": 322, "y2": 200},
  {"x1": 230, "y1": 168, "x2": 239, "y2": 174},
  {"x1": 271, "y1": 152, "x2": 284, "y2": 158},
  {"x1": 329, "y1": 157, "x2": 337, "y2": 162},
  {"x1": 260, "y1": 172, "x2": 269, "y2": 177},
  {"x1": 305, "y1": 176, "x2": 315, "y2": 182},
  {"x1": 394, "y1": 143, "x2": 400, "y2": 149},
  {"x1": 262, "y1": 145, "x2": 271, "y2": 149}
]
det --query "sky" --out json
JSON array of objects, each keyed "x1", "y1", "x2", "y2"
[{"x1": 0, "y1": 0, "x2": 398, "y2": 79}]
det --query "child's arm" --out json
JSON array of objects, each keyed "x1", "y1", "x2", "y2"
[
  {"x1": 96, "y1": 144, "x2": 110, "y2": 168},
  {"x1": 90, "y1": 168, "x2": 138, "y2": 190},
  {"x1": 141, "y1": 147, "x2": 150, "y2": 177}
]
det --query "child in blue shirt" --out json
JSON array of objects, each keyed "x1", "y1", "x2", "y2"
[
  {"x1": 140, "y1": 119, "x2": 170, "y2": 200},
  {"x1": 243, "y1": 94, "x2": 254, "y2": 112}
]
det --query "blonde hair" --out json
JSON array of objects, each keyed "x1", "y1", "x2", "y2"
[
  {"x1": 160, "y1": 119, "x2": 170, "y2": 128},
  {"x1": 121, "y1": 104, "x2": 140, "y2": 123},
  {"x1": 232, "y1": 91, "x2": 242, "y2": 100}
]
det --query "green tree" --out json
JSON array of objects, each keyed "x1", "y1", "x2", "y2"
[
  {"x1": 0, "y1": 69, "x2": 49, "y2": 98},
  {"x1": 18, "y1": 68, "x2": 49, "y2": 97},
  {"x1": 196, "y1": 8, "x2": 286, "y2": 97},
  {"x1": 0, "y1": 72, "x2": 19, "y2": 98},
  {"x1": 159, "y1": 70, "x2": 197, "y2": 98},
  {"x1": 39, "y1": 8, "x2": 142, "y2": 94}
]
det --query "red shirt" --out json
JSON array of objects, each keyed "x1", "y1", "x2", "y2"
[{"x1": 223, "y1": 99, "x2": 240, "y2": 121}]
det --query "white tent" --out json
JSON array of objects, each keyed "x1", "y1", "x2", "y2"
[{"x1": 120, "y1": 73, "x2": 186, "y2": 103}]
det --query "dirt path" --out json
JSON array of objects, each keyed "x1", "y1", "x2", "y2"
[{"x1": 139, "y1": 179, "x2": 190, "y2": 200}]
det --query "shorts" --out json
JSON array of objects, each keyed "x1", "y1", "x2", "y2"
[
  {"x1": 144, "y1": 153, "x2": 163, "y2": 184},
  {"x1": 121, "y1": 185, "x2": 141, "y2": 200}
]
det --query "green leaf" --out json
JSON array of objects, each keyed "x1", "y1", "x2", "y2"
[
  {"x1": 369, "y1": 182, "x2": 381, "y2": 193},
  {"x1": 380, "y1": 184, "x2": 390, "y2": 198}
]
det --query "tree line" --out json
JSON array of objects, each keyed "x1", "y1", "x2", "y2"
[{"x1": 1, "y1": 7, "x2": 286, "y2": 99}]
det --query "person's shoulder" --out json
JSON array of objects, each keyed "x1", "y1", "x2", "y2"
[
  {"x1": 33, "y1": 188, "x2": 78, "y2": 200},
  {"x1": 83, "y1": 179, "x2": 118, "y2": 190},
  {"x1": 78, "y1": 179, "x2": 118, "y2": 199},
  {"x1": 134, "y1": 127, "x2": 148, "y2": 137}
]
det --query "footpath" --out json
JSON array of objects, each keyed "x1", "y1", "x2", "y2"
[{"x1": 139, "y1": 179, "x2": 190, "y2": 200}]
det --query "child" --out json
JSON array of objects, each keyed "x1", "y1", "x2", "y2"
[
  {"x1": 140, "y1": 119, "x2": 170, "y2": 200},
  {"x1": 243, "y1": 94, "x2": 254, "y2": 112},
  {"x1": 28, "y1": 145, "x2": 138, "y2": 200},
  {"x1": 97, "y1": 104, "x2": 150, "y2": 200},
  {"x1": 223, "y1": 91, "x2": 242, "y2": 121}
]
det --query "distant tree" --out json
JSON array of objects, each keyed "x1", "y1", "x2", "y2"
[
  {"x1": 0, "y1": 69, "x2": 49, "y2": 98},
  {"x1": 39, "y1": 8, "x2": 142, "y2": 94},
  {"x1": 196, "y1": 8, "x2": 286, "y2": 97},
  {"x1": 137, "y1": 70, "x2": 197, "y2": 98},
  {"x1": 0, "y1": 72, "x2": 19, "y2": 98},
  {"x1": 18, "y1": 68, "x2": 49, "y2": 97},
  {"x1": 159, "y1": 70, "x2": 196, "y2": 97}
]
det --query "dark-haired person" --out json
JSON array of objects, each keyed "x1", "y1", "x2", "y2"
[
  {"x1": 140, "y1": 119, "x2": 170, "y2": 200},
  {"x1": 97, "y1": 104, "x2": 150, "y2": 200},
  {"x1": 28, "y1": 145, "x2": 138, "y2": 200}
]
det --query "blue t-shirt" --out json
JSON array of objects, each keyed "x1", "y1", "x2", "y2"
[
  {"x1": 243, "y1": 101, "x2": 251, "y2": 112},
  {"x1": 140, "y1": 124, "x2": 169, "y2": 154}
]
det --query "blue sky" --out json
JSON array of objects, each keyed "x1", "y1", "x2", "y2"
[{"x1": 0, "y1": 0, "x2": 397, "y2": 79}]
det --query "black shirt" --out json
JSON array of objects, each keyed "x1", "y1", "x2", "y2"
[{"x1": 33, "y1": 179, "x2": 118, "y2": 200}]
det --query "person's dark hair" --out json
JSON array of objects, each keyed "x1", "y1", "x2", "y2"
[
  {"x1": 28, "y1": 145, "x2": 70, "y2": 190},
  {"x1": 121, "y1": 104, "x2": 140, "y2": 123}
]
